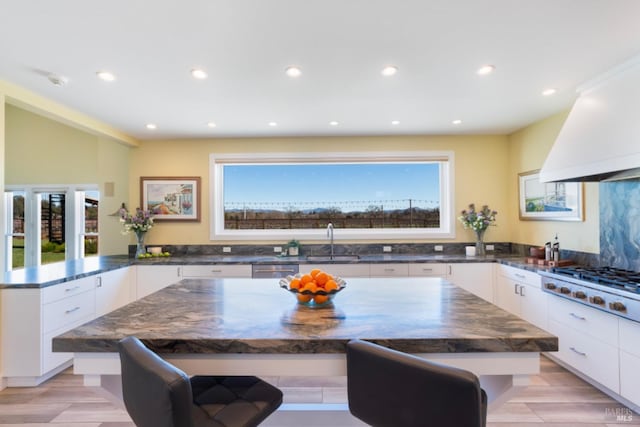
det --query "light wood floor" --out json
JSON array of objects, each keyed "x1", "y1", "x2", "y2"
[{"x1": 0, "y1": 355, "x2": 637, "y2": 426}]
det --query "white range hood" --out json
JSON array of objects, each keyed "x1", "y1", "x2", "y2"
[{"x1": 540, "y1": 54, "x2": 640, "y2": 182}]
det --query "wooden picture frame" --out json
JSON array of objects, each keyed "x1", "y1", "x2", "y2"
[
  {"x1": 518, "y1": 170, "x2": 583, "y2": 221},
  {"x1": 140, "y1": 176, "x2": 201, "y2": 222}
]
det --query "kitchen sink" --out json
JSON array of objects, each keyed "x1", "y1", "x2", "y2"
[{"x1": 305, "y1": 255, "x2": 360, "y2": 262}]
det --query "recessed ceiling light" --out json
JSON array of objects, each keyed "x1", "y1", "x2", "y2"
[
  {"x1": 145, "y1": 123, "x2": 157, "y2": 130},
  {"x1": 329, "y1": 121, "x2": 339, "y2": 126},
  {"x1": 542, "y1": 88, "x2": 557, "y2": 96},
  {"x1": 452, "y1": 119, "x2": 462, "y2": 125},
  {"x1": 96, "y1": 71, "x2": 116, "y2": 82},
  {"x1": 476, "y1": 65, "x2": 495, "y2": 75},
  {"x1": 47, "y1": 73, "x2": 68, "y2": 87},
  {"x1": 381, "y1": 65, "x2": 398, "y2": 76},
  {"x1": 191, "y1": 68, "x2": 208, "y2": 79},
  {"x1": 391, "y1": 120, "x2": 400, "y2": 125},
  {"x1": 285, "y1": 66, "x2": 302, "y2": 78},
  {"x1": 268, "y1": 122, "x2": 278, "y2": 127},
  {"x1": 207, "y1": 122, "x2": 217, "y2": 128}
]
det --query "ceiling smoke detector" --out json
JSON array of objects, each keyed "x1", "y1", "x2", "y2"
[{"x1": 47, "y1": 73, "x2": 69, "y2": 87}]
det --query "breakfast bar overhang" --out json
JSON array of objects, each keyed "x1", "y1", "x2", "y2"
[{"x1": 53, "y1": 277, "x2": 558, "y2": 416}]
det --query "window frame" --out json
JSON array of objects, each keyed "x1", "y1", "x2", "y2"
[
  {"x1": 4, "y1": 184, "x2": 99, "y2": 271},
  {"x1": 209, "y1": 151, "x2": 455, "y2": 241}
]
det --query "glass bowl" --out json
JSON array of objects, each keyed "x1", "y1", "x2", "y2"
[{"x1": 279, "y1": 274, "x2": 346, "y2": 307}]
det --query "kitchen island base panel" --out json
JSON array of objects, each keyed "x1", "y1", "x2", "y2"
[{"x1": 72, "y1": 351, "x2": 539, "y2": 411}]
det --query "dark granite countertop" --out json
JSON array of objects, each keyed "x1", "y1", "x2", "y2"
[
  {"x1": 0, "y1": 254, "x2": 550, "y2": 289},
  {"x1": 1, "y1": 256, "x2": 132, "y2": 289},
  {"x1": 52, "y1": 277, "x2": 558, "y2": 355}
]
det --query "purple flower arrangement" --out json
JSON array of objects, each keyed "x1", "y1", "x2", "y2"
[
  {"x1": 119, "y1": 208, "x2": 154, "y2": 234},
  {"x1": 458, "y1": 203, "x2": 497, "y2": 232}
]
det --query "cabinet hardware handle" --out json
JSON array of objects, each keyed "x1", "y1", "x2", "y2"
[
  {"x1": 514, "y1": 284, "x2": 520, "y2": 294},
  {"x1": 96, "y1": 277, "x2": 102, "y2": 288},
  {"x1": 448, "y1": 265, "x2": 452, "y2": 275},
  {"x1": 64, "y1": 286, "x2": 80, "y2": 292},
  {"x1": 177, "y1": 267, "x2": 181, "y2": 277},
  {"x1": 515, "y1": 273, "x2": 526, "y2": 279},
  {"x1": 422, "y1": 268, "x2": 433, "y2": 272},
  {"x1": 384, "y1": 268, "x2": 395, "y2": 272},
  {"x1": 569, "y1": 347, "x2": 587, "y2": 356},
  {"x1": 569, "y1": 312, "x2": 586, "y2": 321},
  {"x1": 211, "y1": 269, "x2": 223, "y2": 273},
  {"x1": 65, "y1": 306, "x2": 81, "y2": 314},
  {"x1": 519, "y1": 286, "x2": 526, "y2": 297}
]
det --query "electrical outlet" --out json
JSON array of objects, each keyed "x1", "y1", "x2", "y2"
[
  {"x1": 383, "y1": 246, "x2": 392, "y2": 252},
  {"x1": 222, "y1": 246, "x2": 231, "y2": 253},
  {"x1": 486, "y1": 244, "x2": 495, "y2": 251},
  {"x1": 434, "y1": 245, "x2": 443, "y2": 252},
  {"x1": 274, "y1": 246, "x2": 282, "y2": 253}
]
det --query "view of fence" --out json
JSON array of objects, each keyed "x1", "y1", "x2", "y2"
[{"x1": 224, "y1": 199, "x2": 440, "y2": 229}]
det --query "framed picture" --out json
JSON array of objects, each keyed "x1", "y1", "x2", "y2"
[
  {"x1": 518, "y1": 170, "x2": 583, "y2": 221},
  {"x1": 140, "y1": 176, "x2": 201, "y2": 221}
]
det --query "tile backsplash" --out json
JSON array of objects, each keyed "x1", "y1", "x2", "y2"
[{"x1": 600, "y1": 180, "x2": 640, "y2": 271}]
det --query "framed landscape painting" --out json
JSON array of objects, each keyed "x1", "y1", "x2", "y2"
[
  {"x1": 518, "y1": 170, "x2": 583, "y2": 221},
  {"x1": 140, "y1": 177, "x2": 200, "y2": 221}
]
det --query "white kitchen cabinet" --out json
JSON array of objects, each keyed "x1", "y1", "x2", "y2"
[
  {"x1": 135, "y1": 265, "x2": 184, "y2": 299},
  {"x1": 1, "y1": 276, "x2": 96, "y2": 386},
  {"x1": 95, "y1": 267, "x2": 134, "y2": 317},
  {"x1": 617, "y1": 318, "x2": 640, "y2": 406},
  {"x1": 447, "y1": 263, "x2": 494, "y2": 303},
  {"x1": 408, "y1": 262, "x2": 493, "y2": 302},
  {"x1": 546, "y1": 296, "x2": 620, "y2": 393},
  {"x1": 369, "y1": 263, "x2": 409, "y2": 277},
  {"x1": 303, "y1": 263, "x2": 370, "y2": 278},
  {"x1": 495, "y1": 265, "x2": 548, "y2": 330},
  {"x1": 182, "y1": 264, "x2": 252, "y2": 278},
  {"x1": 407, "y1": 263, "x2": 447, "y2": 277}
]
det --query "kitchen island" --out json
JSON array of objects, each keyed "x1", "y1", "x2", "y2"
[{"x1": 53, "y1": 277, "x2": 557, "y2": 421}]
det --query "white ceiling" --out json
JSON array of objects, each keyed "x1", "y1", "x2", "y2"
[{"x1": 1, "y1": 0, "x2": 640, "y2": 140}]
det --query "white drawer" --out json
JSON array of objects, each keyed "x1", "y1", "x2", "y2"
[
  {"x1": 498, "y1": 264, "x2": 540, "y2": 286},
  {"x1": 370, "y1": 263, "x2": 409, "y2": 277},
  {"x1": 181, "y1": 264, "x2": 251, "y2": 278},
  {"x1": 549, "y1": 318, "x2": 619, "y2": 393},
  {"x1": 620, "y1": 350, "x2": 640, "y2": 406},
  {"x1": 305, "y1": 264, "x2": 370, "y2": 278},
  {"x1": 619, "y1": 317, "x2": 640, "y2": 356},
  {"x1": 42, "y1": 276, "x2": 95, "y2": 304},
  {"x1": 548, "y1": 294, "x2": 618, "y2": 346},
  {"x1": 43, "y1": 290, "x2": 95, "y2": 334},
  {"x1": 408, "y1": 263, "x2": 447, "y2": 277}
]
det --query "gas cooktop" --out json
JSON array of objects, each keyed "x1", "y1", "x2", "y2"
[
  {"x1": 551, "y1": 266, "x2": 640, "y2": 293},
  {"x1": 541, "y1": 266, "x2": 640, "y2": 322}
]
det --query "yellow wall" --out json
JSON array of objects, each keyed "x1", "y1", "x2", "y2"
[
  {"x1": 4, "y1": 105, "x2": 132, "y2": 255},
  {"x1": 507, "y1": 110, "x2": 599, "y2": 254},
  {"x1": 129, "y1": 135, "x2": 511, "y2": 245}
]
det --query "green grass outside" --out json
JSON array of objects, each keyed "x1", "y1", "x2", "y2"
[{"x1": 11, "y1": 238, "x2": 95, "y2": 269}]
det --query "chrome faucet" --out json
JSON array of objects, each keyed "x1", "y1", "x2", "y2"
[{"x1": 327, "y1": 222, "x2": 334, "y2": 260}]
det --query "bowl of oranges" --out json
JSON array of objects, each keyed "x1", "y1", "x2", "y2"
[{"x1": 279, "y1": 268, "x2": 346, "y2": 307}]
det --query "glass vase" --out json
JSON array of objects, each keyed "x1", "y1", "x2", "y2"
[
  {"x1": 475, "y1": 229, "x2": 486, "y2": 256},
  {"x1": 135, "y1": 231, "x2": 146, "y2": 258}
]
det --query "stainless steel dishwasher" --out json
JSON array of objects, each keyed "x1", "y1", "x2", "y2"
[{"x1": 251, "y1": 264, "x2": 299, "y2": 278}]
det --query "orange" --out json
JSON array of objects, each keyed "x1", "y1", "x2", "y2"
[
  {"x1": 314, "y1": 294, "x2": 329, "y2": 304},
  {"x1": 324, "y1": 280, "x2": 339, "y2": 292},
  {"x1": 300, "y1": 274, "x2": 314, "y2": 285},
  {"x1": 309, "y1": 268, "x2": 322, "y2": 278},
  {"x1": 302, "y1": 282, "x2": 318, "y2": 293},
  {"x1": 297, "y1": 293, "x2": 312, "y2": 303},
  {"x1": 289, "y1": 278, "x2": 301, "y2": 290},
  {"x1": 315, "y1": 272, "x2": 329, "y2": 286}
]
